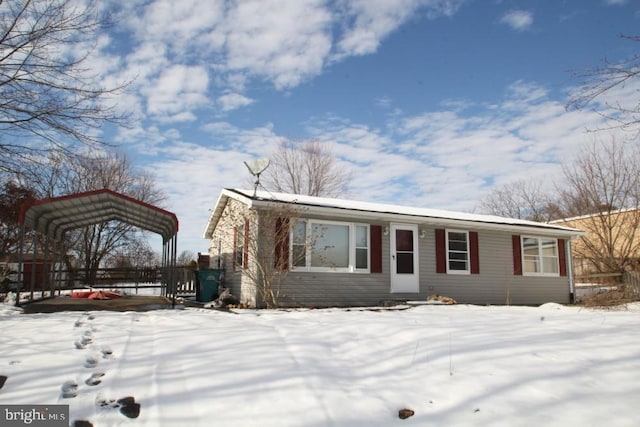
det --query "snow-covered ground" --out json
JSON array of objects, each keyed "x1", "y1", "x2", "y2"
[{"x1": 1, "y1": 299, "x2": 639, "y2": 427}]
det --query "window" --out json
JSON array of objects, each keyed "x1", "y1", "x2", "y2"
[
  {"x1": 234, "y1": 225, "x2": 245, "y2": 271},
  {"x1": 292, "y1": 220, "x2": 370, "y2": 272},
  {"x1": 292, "y1": 220, "x2": 307, "y2": 268},
  {"x1": 436, "y1": 229, "x2": 480, "y2": 275},
  {"x1": 447, "y1": 230, "x2": 469, "y2": 274},
  {"x1": 522, "y1": 236, "x2": 559, "y2": 275},
  {"x1": 355, "y1": 225, "x2": 369, "y2": 269},
  {"x1": 311, "y1": 223, "x2": 349, "y2": 268}
]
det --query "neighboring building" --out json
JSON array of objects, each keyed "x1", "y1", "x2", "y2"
[
  {"x1": 0, "y1": 254, "x2": 66, "y2": 291},
  {"x1": 551, "y1": 208, "x2": 640, "y2": 276},
  {"x1": 203, "y1": 189, "x2": 582, "y2": 308}
]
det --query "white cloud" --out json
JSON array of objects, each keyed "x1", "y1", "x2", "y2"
[
  {"x1": 125, "y1": 0, "x2": 225, "y2": 57},
  {"x1": 217, "y1": 93, "x2": 255, "y2": 112},
  {"x1": 374, "y1": 96, "x2": 393, "y2": 108},
  {"x1": 221, "y1": 0, "x2": 333, "y2": 90},
  {"x1": 301, "y1": 81, "x2": 619, "y2": 213},
  {"x1": 500, "y1": 10, "x2": 534, "y2": 31},
  {"x1": 200, "y1": 121, "x2": 285, "y2": 156},
  {"x1": 333, "y1": 0, "x2": 466, "y2": 60},
  {"x1": 144, "y1": 64, "x2": 210, "y2": 119},
  {"x1": 105, "y1": 0, "x2": 471, "y2": 119}
]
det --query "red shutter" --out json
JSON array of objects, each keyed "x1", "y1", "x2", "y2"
[
  {"x1": 243, "y1": 219, "x2": 250, "y2": 269},
  {"x1": 274, "y1": 218, "x2": 290, "y2": 271},
  {"x1": 512, "y1": 235, "x2": 522, "y2": 276},
  {"x1": 558, "y1": 238, "x2": 567, "y2": 277},
  {"x1": 470, "y1": 231, "x2": 480, "y2": 274},
  {"x1": 435, "y1": 229, "x2": 446, "y2": 274},
  {"x1": 370, "y1": 225, "x2": 383, "y2": 273}
]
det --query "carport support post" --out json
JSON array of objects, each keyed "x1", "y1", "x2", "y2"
[
  {"x1": 49, "y1": 240, "x2": 58, "y2": 296},
  {"x1": 171, "y1": 235, "x2": 177, "y2": 308},
  {"x1": 16, "y1": 225, "x2": 25, "y2": 306},
  {"x1": 51, "y1": 240, "x2": 62, "y2": 296},
  {"x1": 58, "y1": 241, "x2": 65, "y2": 295},
  {"x1": 30, "y1": 236, "x2": 37, "y2": 301},
  {"x1": 43, "y1": 234, "x2": 49, "y2": 298},
  {"x1": 162, "y1": 240, "x2": 167, "y2": 297}
]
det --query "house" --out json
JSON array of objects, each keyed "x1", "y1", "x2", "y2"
[
  {"x1": 550, "y1": 208, "x2": 640, "y2": 276},
  {"x1": 203, "y1": 189, "x2": 583, "y2": 308}
]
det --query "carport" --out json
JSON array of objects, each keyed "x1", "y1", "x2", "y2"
[{"x1": 17, "y1": 189, "x2": 179, "y2": 307}]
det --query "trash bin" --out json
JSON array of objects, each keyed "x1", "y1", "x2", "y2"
[{"x1": 197, "y1": 269, "x2": 223, "y2": 302}]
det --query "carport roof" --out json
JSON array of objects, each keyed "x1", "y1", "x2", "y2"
[{"x1": 19, "y1": 189, "x2": 178, "y2": 241}]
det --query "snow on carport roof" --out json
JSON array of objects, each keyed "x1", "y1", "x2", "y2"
[{"x1": 18, "y1": 189, "x2": 178, "y2": 241}]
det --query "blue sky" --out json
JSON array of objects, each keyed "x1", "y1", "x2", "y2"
[{"x1": 90, "y1": 0, "x2": 639, "y2": 254}]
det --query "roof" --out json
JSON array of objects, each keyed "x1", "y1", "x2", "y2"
[
  {"x1": 19, "y1": 189, "x2": 179, "y2": 241},
  {"x1": 550, "y1": 207, "x2": 640, "y2": 224},
  {"x1": 203, "y1": 188, "x2": 582, "y2": 238}
]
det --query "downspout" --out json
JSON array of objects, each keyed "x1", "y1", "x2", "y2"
[{"x1": 567, "y1": 238, "x2": 575, "y2": 304}]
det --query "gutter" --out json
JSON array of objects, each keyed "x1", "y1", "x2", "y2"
[{"x1": 247, "y1": 198, "x2": 583, "y2": 238}]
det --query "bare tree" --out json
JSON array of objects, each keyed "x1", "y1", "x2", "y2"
[
  {"x1": 261, "y1": 139, "x2": 351, "y2": 197},
  {"x1": 0, "y1": 0, "x2": 128, "y2": 174},
  {"x1": 105, "y1": 237, "x2": 156, "y2": 268},
  {"x1": 566, "y1": 34, "x2": 640, "y2": 135},
  {"x1": 0, "y1": 179, "x2": 36, "y2": 254},
  {"x1": 177, "y1": 250, "x2": 195, "y2": 267},
  {"x1": 480, "y1": 179, "x2": 560, "y2": 222},
  {"x1": 556, "y1": 137, "x2": 640, "y2": 274}
]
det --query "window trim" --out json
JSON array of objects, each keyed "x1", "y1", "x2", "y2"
[
  {"x1": 234, "y1": 220, "x2": 249, "y2": 271},
  {"x1": 446, "y1": 229, "x2": 470, "y2": 275},
  {"x1": 291, "y1": 219, "x2": 371, "y2": 273},
  {"x1": 521, "y1": 235, "x2": 559, "y2": 277},
  {"x1": 234, "y1": 225, "x2": 244, "y2": 272}
]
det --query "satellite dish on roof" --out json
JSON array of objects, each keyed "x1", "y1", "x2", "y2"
[
  {"x1": 244, "y1": 158, "x2": 270, "y2": 196},
  {"x1": 244, "y1": 158, "x2": 270, "y2": 176}
]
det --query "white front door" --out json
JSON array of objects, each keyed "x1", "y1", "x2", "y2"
[{"x1": 390, "y1": 223, "x2": 419, "y2": 293}]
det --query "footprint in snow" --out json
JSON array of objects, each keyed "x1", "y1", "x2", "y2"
[
  {"x1": 84, "y1": 357, "x2": 99, "y2": 369},
  {"x1": 75, "y1": 331, "x2": 93, "y2": 349},
  {"x1": 85, "y1": 372, "x2": 105, "y2": 386},
  {"x1": 0, "y1": 375, "x2": 7, "y2": 390},
  {"x1": 72, "y1": 420, "x2": 93, "y2": 427},
  {"x1": 118, "y1": 397, "x2": 141, "y2": 419},
  {"x1": 98, "y1": 396, "x2": 141, "y2": 419},
  {"x1": 61, "y1": 381, "x2": 78, "y2": 399},
  {"x1": 101, "y1": 347, "x2": 114, "y2": 359}
]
